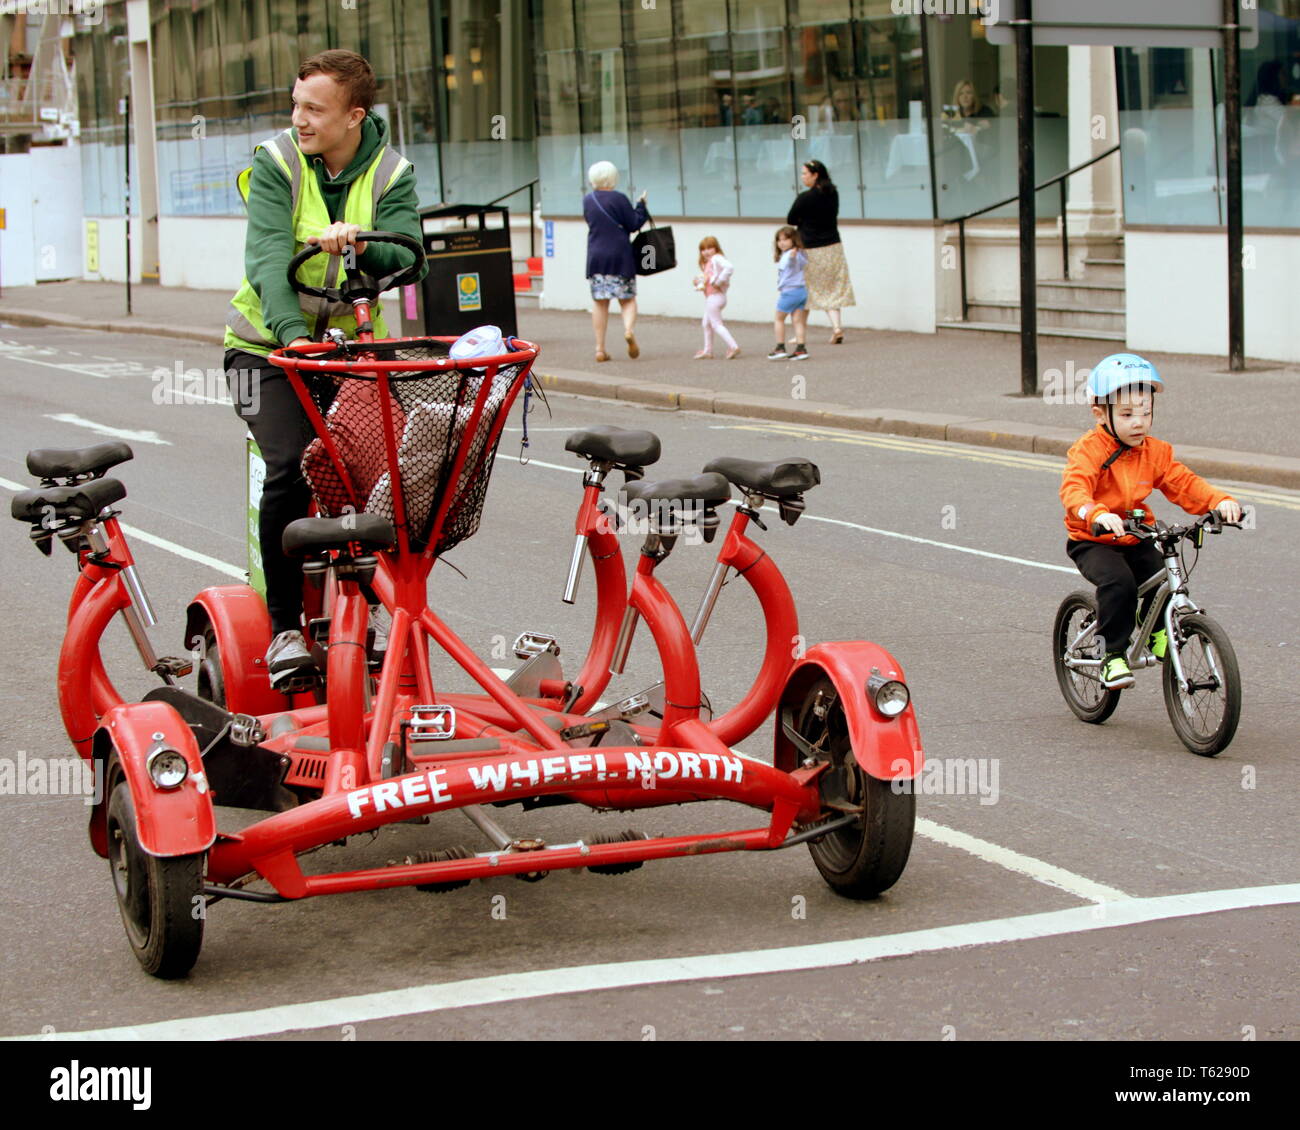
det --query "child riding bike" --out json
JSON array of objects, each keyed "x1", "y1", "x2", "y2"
[{"x1": 1060, "y1": 353, "x2": 1242, "y2": 689}]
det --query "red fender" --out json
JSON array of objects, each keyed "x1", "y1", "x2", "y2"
[
  {"x1": 87, "y1": 701, "x2": 216, "y2": 859},
  {"x1": 185, "y1": 585, "x2": 284, "y2": 716},
  {"x1": 773, "y1": 642, "x2": 923, "y2": 781}
]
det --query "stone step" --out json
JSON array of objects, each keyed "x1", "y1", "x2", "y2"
[
  {"x1": 1037, "y1": 280, "x2": 1126, "y2": 308},
  {"x1": 1081, "y1": 258, "x2": 1126, "y2": 284},
  {"x1": 939, "y1": 321, "x2": 1127, "y2": 343},
  {"x1": 966, "y1": 300, "x2": 1125, "y2": 333}
]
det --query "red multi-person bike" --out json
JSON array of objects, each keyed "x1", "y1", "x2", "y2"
[{"x1": 12, "y1": 232, "x2": 923, "y2": 977}]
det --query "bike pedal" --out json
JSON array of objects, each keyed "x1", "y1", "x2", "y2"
[
  {"x1": 513, "y1": 631, "x2": 559, "y2": 660},
  {"x1": 153, "y1": 656, "x2": 194, "y2": 678},
  {"x1": 406, "y1": 704, "x2": 456, "y2": 741},
  {"x1": 271, "y1": 669, "x2": 321, "y2": 695}
]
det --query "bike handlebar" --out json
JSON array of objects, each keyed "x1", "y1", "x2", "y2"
[
  {"x1": 1090, "y1": 510, "x2": 1243, "y2": 541},
  {"x1": 286, "y1": 230, "x2": 425, "y2": 304}
]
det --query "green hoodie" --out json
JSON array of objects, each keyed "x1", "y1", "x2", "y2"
[{"x1": 239, "y1": 111, "x2": 427, "y2": 347}]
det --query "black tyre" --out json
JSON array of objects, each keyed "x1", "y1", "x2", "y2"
[
  {"x1": 1163, "y1": 613, "x2": 1241, "y2": 756},
  {"x1": 193, "y1": 623, "x2": 226, "y2": 709},
  {"x1": 788, "y1": 677, "x2": 914, "y2": 899},
  {"x1": 106, "y1": 775, "x2": 205, "y2": 978},
  {"x1": 1053, "y1": 590, "x2": 1121, "y2": 724}
]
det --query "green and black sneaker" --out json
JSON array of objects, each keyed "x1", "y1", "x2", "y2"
[
  {"x1": 1100, "y1": 653, "x2": 1136, "y2": 689},
  {"x1": 1148, "y1": 628, "x2": 1168, "y2": 661}
]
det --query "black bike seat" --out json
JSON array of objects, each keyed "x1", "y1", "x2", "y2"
[
  {"x1": 621, "y1": 472, "x2": 731, "y2": 509},
  {"x1": 282, "y1": 514, "x2": 397, "y2": 556},
  {"x1": 564, "y1": 425, "x2": 661, "y2": 469},
  {"x1": 10, "y1": 477, "x2": 127, "y2": 524},
  {"x1": 703, "y1": 457, "x2": 821, "y2": 499},
  {"x1": 27, "y1": 442, "x2": 133, "y2": 481}
]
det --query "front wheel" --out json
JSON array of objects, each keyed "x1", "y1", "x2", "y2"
[
  {"x1": 1052, "y1": 590, "x2": 1120, "y2": 724},
  {"x1": 789, "y1": 677, "x2": 914, "y2": 899},
  {"x1": 106, "y1": 774, "x2": 205, "y2": 978},
  {"x1": 1163, "y1": 613, "x2": 1241, "y2": 756}
]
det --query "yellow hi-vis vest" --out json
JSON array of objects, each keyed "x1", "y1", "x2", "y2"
[{"x1": 224, "y1": 130, "x2": 412, "y2": 354}]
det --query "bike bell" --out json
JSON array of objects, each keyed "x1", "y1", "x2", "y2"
[{"x1": 449, "y1": 325, "x2": 505, "y2": 361}]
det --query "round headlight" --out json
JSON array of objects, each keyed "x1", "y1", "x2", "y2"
[
  {"x1": 147, "y1": 746, "x2": 188, "y2": 789},
  {"x1": 867, "y1": 675, "x2": 910, "y2": 717}
]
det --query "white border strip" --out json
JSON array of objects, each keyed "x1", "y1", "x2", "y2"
[
  {"x1": 16, "y1": 883, "x2": 1297, "y2": 1042},
  {"x1": 916, "y1": 818, "x2": 1127, "y2": 902}
]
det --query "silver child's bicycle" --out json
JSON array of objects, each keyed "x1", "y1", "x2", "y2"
[{"x1": 1052, "y1": 509, "x2": 1244, "y2": 756}]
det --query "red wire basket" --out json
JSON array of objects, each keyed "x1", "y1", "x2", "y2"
[{"x1": 269, "y1": 336, "x2": 539, "y2": 556}]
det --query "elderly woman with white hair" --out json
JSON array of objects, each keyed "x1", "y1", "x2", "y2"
[{"x1": 583, "y1": 160, "x2": 648, "y2": 361}]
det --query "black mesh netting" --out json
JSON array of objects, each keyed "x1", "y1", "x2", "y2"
[{"x1": 291, "y1": 338, "x2": 530, "y2": 555}]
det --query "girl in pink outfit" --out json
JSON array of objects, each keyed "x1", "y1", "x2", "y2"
[{"x1": 692, "y1": 236, "x2": 740, "y2": 359}]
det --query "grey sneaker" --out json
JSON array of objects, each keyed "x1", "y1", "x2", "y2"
[
  {"x1": 790, "y1": 345, "x2": 809, "y2": 360},
  {"x1": 369, "y1": 604, "x2": 391, "y2": 665},
  {"x1": 266, "y1": 630, "x2": 317, "y2": 690},
  {"x1": 766, "y1": 346, "x2": 789, "y2": 361}
]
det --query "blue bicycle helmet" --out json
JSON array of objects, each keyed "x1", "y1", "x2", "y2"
[
  {"x1": 1087, "y1": 353, "x2": 1164, "y2": 402},
  {"x1": 1088, "y1": 353, "x2": 1163, "y2": 465}
]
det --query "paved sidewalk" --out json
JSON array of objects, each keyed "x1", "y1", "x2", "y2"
[{"x1": 3, "y1": 280, "x2": 1297, "y2": 487}]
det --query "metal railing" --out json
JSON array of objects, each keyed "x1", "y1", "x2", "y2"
[
  {"x1": 942, "y1": 144, "x2": 1120, "y2": 321},
  {"x1": 486, "y1": 179, "x2": 540, "y2": 261}
]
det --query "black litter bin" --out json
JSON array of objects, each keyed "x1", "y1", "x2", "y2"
[{"x1": 419, "y1": 203, "x2": 518, "y2": 338}]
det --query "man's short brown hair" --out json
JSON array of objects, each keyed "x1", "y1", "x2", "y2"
[{"x1": 298, "y1": 50, "x2": 376, "y2": 113}]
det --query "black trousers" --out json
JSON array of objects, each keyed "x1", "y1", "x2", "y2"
[
  {"x1": 1066, "y1": 539, "x2": 1167, "y2": 657},
  {"x1": 225, "y1": 348, "x2": 314, "y2": 637}
]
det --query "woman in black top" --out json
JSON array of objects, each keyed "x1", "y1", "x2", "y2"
[{"x1": 787, "y1": 160, "x2": 856, "y2": 343}]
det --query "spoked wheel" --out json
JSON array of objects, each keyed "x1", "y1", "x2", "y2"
[
  {"x1": 789, "y1": 677, "x2": 914, "y2": 899},
  {"x1": 194, "y1": 623, "x2": 226, "y2": 708},
  {"x1": 105, "y1": 773, "x2": 205, "y2": 978},
  {"x1": 1163, "y1": 613, "x2": 1241, "y2": 756},
  {"x1": 1052, "y1": 590, "x2": 1120, "y2": 724}
]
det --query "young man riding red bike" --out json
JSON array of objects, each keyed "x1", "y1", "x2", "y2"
[{"x1": 222, "y1": 49, "x2": 426, "y2": 690}]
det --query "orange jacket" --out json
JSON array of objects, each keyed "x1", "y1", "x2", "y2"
[{"x1": 1061, "y1": 424, "x2": 1234, "y2": 544}]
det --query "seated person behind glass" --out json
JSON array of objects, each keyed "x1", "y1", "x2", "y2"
[{"x1": 948, "y1": 79, "x2": 995, "y2": 133}]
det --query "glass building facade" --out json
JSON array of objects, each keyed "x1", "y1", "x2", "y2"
[
  {"x1": 1117, "y1": 1, "x2": 1300, "y2": 229},
  {"x1": 69, "y1": 0, "x2": 1300, "y2": 231}
]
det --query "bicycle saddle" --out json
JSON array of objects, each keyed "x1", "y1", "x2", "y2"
[
  {"x1": 27, "y1": 442, "x2": 134, "y2": 482},
  {"x1": 281, "y1": 514, "x2": 397, "y2": 556},
  {"x1": 564, "y1": 425, "x2": 661, "y2": 470},
  {"x1": 702, "y1": 457, "x2": 820, "y2": 499},
  {"x1": 621, "y1": 472, "x2": 731, "y2": 508},
  {"x1": 10, "y1": 477, "x2": 127, "y2": 524}
]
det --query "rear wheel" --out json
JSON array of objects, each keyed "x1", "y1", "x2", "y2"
[
  {"x1": 194, "y1": 623, "x2": 226, "y2": 708},
  {"x1": 1163, "y1": 613, "x2": 1241, "y2": 756},
  {"x1": 788, "y1": 677, "x2": 914, "y2": 899},
  {"x1": 1053, "y1": 590, "x2": 1120, "y2": 724},
  {"x1": 105, "y1": 773, "x2": 205, "y2": 978}
]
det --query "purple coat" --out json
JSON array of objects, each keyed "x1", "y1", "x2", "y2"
[{"x1": 584, "y1": 190, "x2": 649, "y2": 278}]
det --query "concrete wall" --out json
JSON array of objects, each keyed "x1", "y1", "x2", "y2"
[
  {"x1": 1126, "y1": 230, "x2": 1300, "y2": 364},
  {"x1": 0, "y1": 155, "x2": 36, "y2": 289},
  {"x1": 539, "y1": 217, "x2": 942, "y2": 333},
  {"x1": 81, "y1": 217, "x2": 143, "y2": 285}
]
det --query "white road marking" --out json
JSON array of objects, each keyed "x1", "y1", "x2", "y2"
[
  {"x1": 118, "y1": 522, "x2": 246, "y2": 579},
  {"x1": 6, "y1": 351, "x2": 156, "y2": 381},
  {"x1": 497, "y1": 454, "x2": 583, "y2": 475},
  {"x1": 43, "y1": 414, "x2": 170, "y2": 446},
  {"x1": 806, "y1": 513, "x2": 1076, "y2": 574},
  {"x1": 916, "y1": 818, "x2": 1127, "y2": 902},
  {"x1": 495, "y1": 451, "x2": 1074, "y2": 573},
  {"x1": 17, "y1": 883, "x2": 1297, "y2": 1042}
]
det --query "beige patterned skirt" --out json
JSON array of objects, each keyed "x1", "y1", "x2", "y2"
[{"x1": 804, "y1": 242, "x2": 856, "y2": 310}]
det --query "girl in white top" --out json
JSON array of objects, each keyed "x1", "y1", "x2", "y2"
[{"x1": 692, "y1": 236, "x2": 740, "y2": 359}]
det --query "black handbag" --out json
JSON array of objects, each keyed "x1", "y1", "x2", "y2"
[{"x1": 633, "y1": 208, "x2": 676, "y2": 276}]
